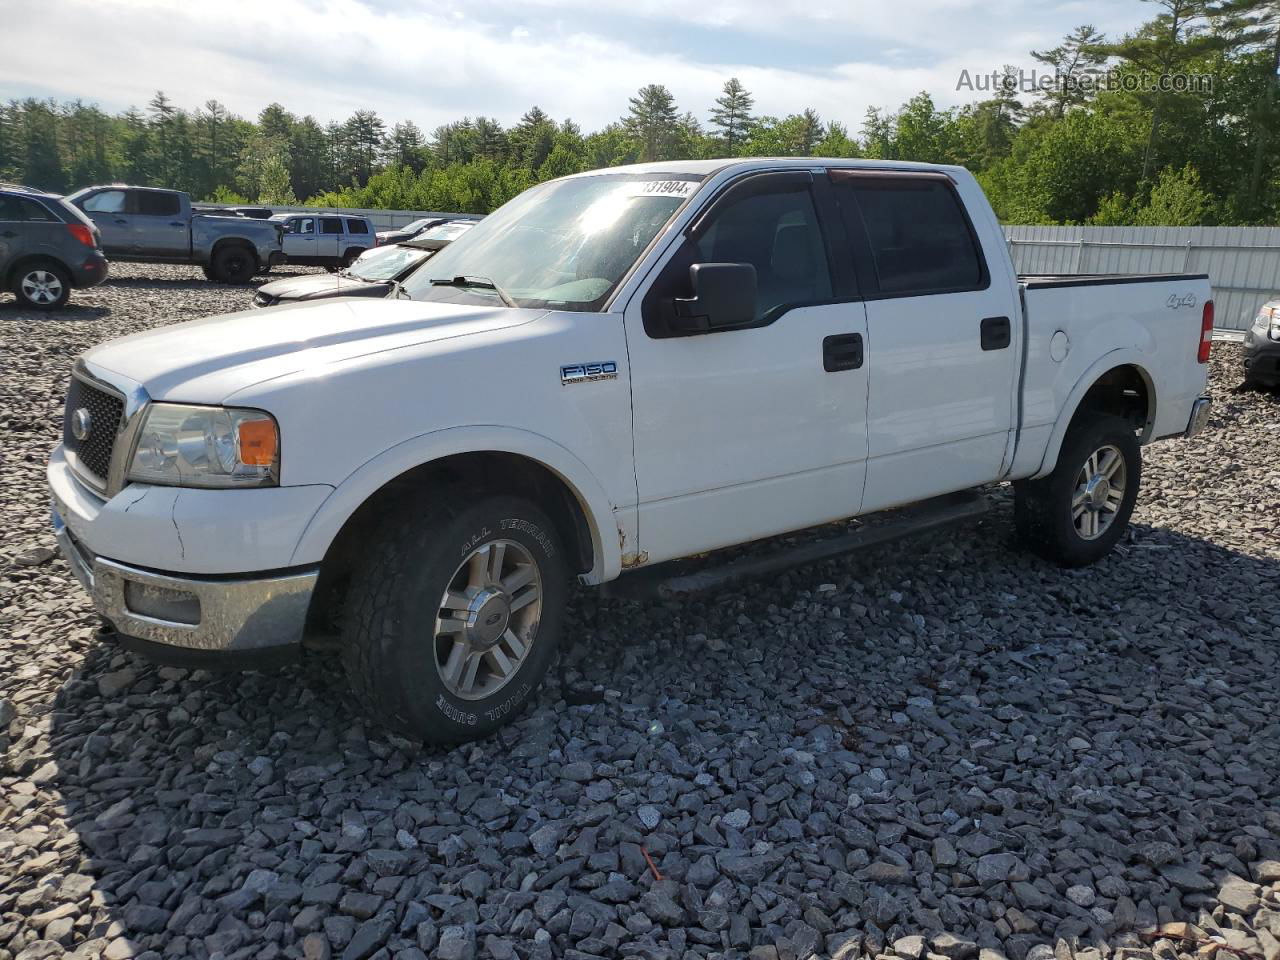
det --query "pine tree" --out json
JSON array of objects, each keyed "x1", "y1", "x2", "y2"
[
  {"x1": 709, "y1": 78, "x2": 755, "y2": 154},
  {"x1": 1208, "y1": 0, "x2": 1280, "y2": 215},
  {"x1": 1031, "y1": 25, "x2": 1109, "y2": 117},
  {"x1": 624, "y1": 84, "x2": 680, "y2": 162},
  {"x1": 1100, "y1": 0, "x2": 1222, "y2": 180}
]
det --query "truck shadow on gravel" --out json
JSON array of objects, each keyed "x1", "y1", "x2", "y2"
[
  {"x1": 0, "y1": 301, "x2": 111, "y2": 319},
  {"x1": 15, "y1": 515, "x2": 1280, "y2": 960}
]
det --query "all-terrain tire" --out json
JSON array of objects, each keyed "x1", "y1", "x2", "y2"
[
  {"x1": 1014, "y1": 414, "x2": 1141, "y2": 567},
  {"x1": 341, "y1": 493, "x2": 567, "y2": 744}
]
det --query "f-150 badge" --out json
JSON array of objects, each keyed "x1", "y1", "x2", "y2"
[{"x1": 561, "y1": 362, "x2": 618, "y2": 385}]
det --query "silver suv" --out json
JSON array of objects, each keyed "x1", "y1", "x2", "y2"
[
  {"x1": 270, "y1": 213, "x2": 376, "y2": 270},
  {"x1": 0, "y1": 184, "x2": 108, "y2": 310}
]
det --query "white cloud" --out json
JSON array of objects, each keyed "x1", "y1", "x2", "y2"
[{"x1": 0, "y1": 0, "x2": 1152, "y2": 133}]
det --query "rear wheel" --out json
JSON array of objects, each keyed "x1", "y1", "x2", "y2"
[
  {"x1": 1014, "y1": 414, "x2": 1141, "y2": 567},
  {"x1": 342, "y1": 248, "x2": 364, "y2": 268},
  {"x1": 342, "y1": 493, "x2": 567, "y2": 743},
  {"x1": 209, "y1": 245, "x2": 257, "y2": 284},
  {"x1": 12, "y1": 261, "x2": 71, "y2": 310}
]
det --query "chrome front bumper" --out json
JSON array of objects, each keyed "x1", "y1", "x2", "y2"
[
  {"x1": 1184, "y1": 395, "x2": 1213, "y2": 439},
  {"x1": 53, "y1": 504, "x2": 317, "y2": 653}
]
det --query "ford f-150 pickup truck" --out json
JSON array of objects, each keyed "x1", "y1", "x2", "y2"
[
  {"x1": 48, "y1": 158, "x2": 1214, "y2": 743},
  {"x1": 66, "y1": 185, "x2": 283, "y2": 283}
]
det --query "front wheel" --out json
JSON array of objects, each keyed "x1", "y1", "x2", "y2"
[
  {"x1": 13, "y1": 261, "x2": 71, "y2": 310},
  {"x1": 342, "y1": 494, "x2": 567, "y2": 743},
  {"x1": 1014, "y1": 414, "x2": 1141, "y2": 567}
]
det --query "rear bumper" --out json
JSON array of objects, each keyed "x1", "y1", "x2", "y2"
[
  {"x1": 70, "y1": 252, "x2": 109, "y2": 289},
  {"x1": 1184, "y1": 395, "x2": 1212, "y2": 438},
  {"x1": 53, "y1": 508, "x2": 317, "y2": 655}
]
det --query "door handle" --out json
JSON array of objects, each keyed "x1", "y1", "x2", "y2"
[
  {"x1": 169, "y1": 221, "x2": 184, "y2": 226},
  {"x1": 113, "y1": 218, "x2": 128, "y2": 224},
  {"x1": 823, "y1": 333, "x2": 863, "y2": 372},
  {"x1": 981, "y1": 316, "x2": 1011, "y2": 350},
  {"x1": 0, "y1": 230, "x2": 15, "y2": 238}
]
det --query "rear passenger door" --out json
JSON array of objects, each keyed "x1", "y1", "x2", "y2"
[
  {"x1": 317, "y1": 217, "x2": 344, "y2": 260},
  {"x1": 829, "y1": 169, "x2": 1020, "y2": 512},
  {"x1": 78, "y1": 189, "x2": 131, "y2": 254},
  {"x1": 131, "y1": 191, "x2": 188, "y2": 258}
]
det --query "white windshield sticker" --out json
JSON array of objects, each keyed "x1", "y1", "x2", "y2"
[{"x1": 625, "y1": 180, "x2": 697, "y2": 199}]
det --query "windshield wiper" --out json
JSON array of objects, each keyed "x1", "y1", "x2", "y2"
[{"x1": 429, "y1": 275, "x2": 516, "y2": 308}]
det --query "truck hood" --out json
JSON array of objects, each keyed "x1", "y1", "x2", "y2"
[
  {"x1": 83, "y1": 298, "x2": 541, "y2": 405},
  {"x1": 257, "y1": 273, "x2": 390, "y2": 301}
]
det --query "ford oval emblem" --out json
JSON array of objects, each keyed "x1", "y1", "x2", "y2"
[{"x1": 71, "y1": 408, "x2": 92, "y2": 441}]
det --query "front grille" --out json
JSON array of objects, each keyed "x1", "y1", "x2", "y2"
[{"x1": 63, "y1": 375, "x2": 124, "y2": 485}]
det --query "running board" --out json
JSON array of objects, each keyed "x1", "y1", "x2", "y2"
[{"x1": 600, "y1": 491, "x2": 990, "y2": 601}]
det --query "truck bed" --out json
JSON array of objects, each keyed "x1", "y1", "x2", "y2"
[{"x1": 1011, "y1": 271, "x2": 1212, "y2": 479}]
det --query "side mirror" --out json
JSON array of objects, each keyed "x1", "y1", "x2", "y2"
[{"x1": 671, "y1": 262, "x2": 756, "y2": 333}]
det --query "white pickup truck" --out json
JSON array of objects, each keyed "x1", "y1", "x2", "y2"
[{"x1": 48, "y1": 158, "x2": 1213, "y2": 743}]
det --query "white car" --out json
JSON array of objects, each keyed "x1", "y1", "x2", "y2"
[
  {"x1": 49, "y1": 158, "x2": 1213, "y2": 743},
  {"x1": 269, "y1": 213, "x2": 376, "y2": 270}
]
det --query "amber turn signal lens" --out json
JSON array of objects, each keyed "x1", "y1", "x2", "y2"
[{"x1": 238, "y1": 418, "x2": 278, "y2": 466}]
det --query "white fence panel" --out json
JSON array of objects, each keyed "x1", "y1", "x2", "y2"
[{"x1": 1005, "y1": 225, "x2": 1280, "y2": 331}]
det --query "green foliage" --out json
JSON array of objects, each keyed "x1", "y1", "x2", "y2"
[
  {"x1": 206, "y1": 184, "x2": 249, "y2": 204},
  {"x1": 3, "y1": 3, "x2": 1278, "y2": 227}
]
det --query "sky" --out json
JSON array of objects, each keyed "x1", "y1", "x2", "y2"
[{"x1": 0, "y1": 0, "x2": 1155, "y2": 133}]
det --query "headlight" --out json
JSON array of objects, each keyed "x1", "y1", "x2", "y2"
[{"x1": 128, "y1": 404, "x2": 279, "y2": 488}]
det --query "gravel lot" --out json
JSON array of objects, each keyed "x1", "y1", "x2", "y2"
[{"x1": 2, "y1": 265, "x2": 1279, "y2": 960}]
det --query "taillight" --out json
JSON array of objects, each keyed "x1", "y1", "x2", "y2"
[
  {"x1": 1198, "y1": 299, "x2": 1214, "y2": 363},
  {"x1": 67, "y1": 223, "x2": 95, "y2": 248}
]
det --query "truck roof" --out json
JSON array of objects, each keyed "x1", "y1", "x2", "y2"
[{"x1": 561, "y1": 157, "x2": 967, "y2": 180}]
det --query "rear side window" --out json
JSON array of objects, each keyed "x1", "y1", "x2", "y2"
[
  {"x1": 82, "y1": 190, "x2": 127, "y2": 213},
  {"x1": 833, "y1": 174, "x2": 987, "y2": 296},
  {"x1": 134, "y1": 191, "x2": 181, "y2": 216},
  {"x1": 20, "y1": 199, "x2": 57, "y2": 221},
  {"x1": 321, "y1": 218, "x2": 344, "y2": 235},
  {"x1": 0, "y1": 196, "x2": 61, "y2": 221},
  {"x1": 344, "y1": 218, "x2": 369, "y2": 234}
]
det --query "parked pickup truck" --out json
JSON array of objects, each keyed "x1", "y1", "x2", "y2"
[
  {"x1": 66, "y1": 185, "x2": 282, "y2": 283},
  {"x1": 48, "y1": 158, "x2": 1214, "y2": 743}
]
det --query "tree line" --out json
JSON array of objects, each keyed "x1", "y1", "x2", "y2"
[{"x1": 2, "y1": 0, "x2": 1279, "y2": 225}]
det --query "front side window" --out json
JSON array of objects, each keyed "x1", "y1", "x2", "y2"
[
  {"x1": 82, "y1": 190, "x2": 126, "y2": 213},
  {"x1": 321, "y1": 217, "x2": 344, "y2": 235},
  {"x1": 287, "y1": 218, "x2": 314, "y2": 235},
  {"x1": 833, "y1": 175, "x2": 986, "y2": 296},
  {"x1": 400, "y1": 174, "x2": 701, "y2": 311},
  {"x1": 134, "y1": 191, "x2": 181, "y2": 216},
  {"x1": 692, "y1": 181, "x2": 832, "y2": 322}
]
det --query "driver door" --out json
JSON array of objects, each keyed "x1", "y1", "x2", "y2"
[{"x1": 622, "y1": 171, "x2": 871, "y2": 565}]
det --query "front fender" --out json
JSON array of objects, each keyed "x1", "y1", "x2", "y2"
[
  {"x1": 1031, "y1": 348, "x2": 1155, "y2": 479},
  {"x1": 288, "y1": 425, "x2": 623, "y2": 583}
]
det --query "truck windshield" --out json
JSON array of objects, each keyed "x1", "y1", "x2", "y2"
[{"x1": 400, "y1": 175, "x2": 701, "y2": 311}]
